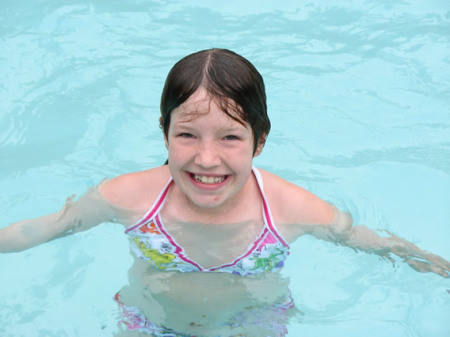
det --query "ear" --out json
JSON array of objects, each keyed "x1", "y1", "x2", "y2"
[{"x1": 253, "y1": 135, "x2": 266, "y2": 157}]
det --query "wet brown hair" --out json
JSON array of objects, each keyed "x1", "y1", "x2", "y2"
[{"x1": 160, "y1": 48, "x2": 270, "y2": 154}]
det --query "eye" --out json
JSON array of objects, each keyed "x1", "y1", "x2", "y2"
[
  {"x1": 179, "y1": 133, "x2": 194, "y2": 138},
  {"x1": 223, "y1": 135, "x2": 239, "y2": 141}
]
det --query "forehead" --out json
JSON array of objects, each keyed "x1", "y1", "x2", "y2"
[
  {"x1": 173, "y1": 87, "x2": 245, "y2": 126},
  {"x1": 176, "y1": 87, "x2": 212, "y2": 114}
]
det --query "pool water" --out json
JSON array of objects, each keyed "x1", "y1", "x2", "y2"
[{"x1": 1, "y1": 0, "x2": 449, "y2": 336}]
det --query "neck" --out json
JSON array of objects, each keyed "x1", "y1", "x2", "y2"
[{"x1": 164, "y1": 174, "x2": 261, "y2": 225}]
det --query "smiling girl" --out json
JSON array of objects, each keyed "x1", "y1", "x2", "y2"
[{"x1": 1, "y1": 48, "x2": 448, "y2": 337}]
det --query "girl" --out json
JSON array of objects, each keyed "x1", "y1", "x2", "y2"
[{"x1": 0, "y1": 49, "x2": 448, "y2": 337}]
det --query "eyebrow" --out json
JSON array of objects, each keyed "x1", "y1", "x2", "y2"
[
  {"x1": 174, "y1": 111, "x2": 205, "y2": 123},
  {"x1": 218, "y1": 125, "x2": 248, "y2": 133},
  {"x1": 173, "y1": 121, "x2": 246, "y2": 131}
]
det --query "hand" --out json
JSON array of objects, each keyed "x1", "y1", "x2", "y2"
[
  {"x1": 403, "y1": 253, "x2": 450, "y2": 278},
  {"x1": 387, "y1": 231, "x2": 450, "y2": 278}
]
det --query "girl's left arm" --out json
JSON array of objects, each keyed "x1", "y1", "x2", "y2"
[
  {"x1": 305, "y1": 209, "x2": 450, "y2": 278},
  {"x1": 260, "y1": 169, "x2": 449, "y2": 278}
]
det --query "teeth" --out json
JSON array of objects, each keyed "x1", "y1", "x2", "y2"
[{"x1": 193, "y1": 175, "x2": 226, "y2": 184}]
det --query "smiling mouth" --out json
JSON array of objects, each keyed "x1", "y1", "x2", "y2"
[{"x1": 192, "y1": 174, "x2": 227, "y2": 184}]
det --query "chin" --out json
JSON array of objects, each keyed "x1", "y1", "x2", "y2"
[{"x1": 187, "y1": 195, "x2": 227, "y2": 210}]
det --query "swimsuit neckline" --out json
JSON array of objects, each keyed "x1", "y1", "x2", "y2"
[
  {"x1": 125, "y1": 167, "x2": 290, "y2": 275},
  {"x1": 153, "y1": 209, "x2": 273, "y2": 271}
]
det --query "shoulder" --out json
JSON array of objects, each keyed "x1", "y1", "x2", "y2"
[
  {"x1": 257, "y1": 168, "x2": 335, "y2": 226},
  {"x1": 100, "y1": 165, "x2": 171, "y2": 214}
]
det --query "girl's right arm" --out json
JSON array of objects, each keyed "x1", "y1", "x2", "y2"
[
  {"x1": 0, "y1": 184, "x2": 118, "y2": 253},
  {"x1": 0, "y1": 167, "x2": 170, "y2": 253}
]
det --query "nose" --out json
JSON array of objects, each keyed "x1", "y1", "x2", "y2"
[{"x1": 194, "y1": 140, "x2": 221, "y2": 168}]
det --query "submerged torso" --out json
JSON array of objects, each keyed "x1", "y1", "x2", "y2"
[
  {"x1": 118, "y1": 167, "x2": 294, "y2": 334},
  {"x1": 120, "y1": 245, "x2": 292, "y2": 335}
]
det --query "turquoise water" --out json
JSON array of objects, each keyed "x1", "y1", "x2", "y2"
[{"x1": 1, "y1": 0, "x2": 449, "y2": 336}]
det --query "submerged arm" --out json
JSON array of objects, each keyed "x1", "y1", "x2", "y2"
[
  {"x1": 0, "y1": 183, "x2": 119, "y2": 253},
  {"x1": 304, "y1": 209, "x2": 450, "y2": 278}
]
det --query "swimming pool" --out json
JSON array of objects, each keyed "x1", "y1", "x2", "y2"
[{"x1": 1, "y1": 0, "x2": 449, "y2": 336}]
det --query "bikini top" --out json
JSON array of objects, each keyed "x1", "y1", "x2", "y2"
[{"x1": 125, "y1": 167, "x2": 290, "y2": 276}]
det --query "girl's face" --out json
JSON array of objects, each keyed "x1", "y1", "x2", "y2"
[{"x1": 165, "y1": 87, "x2": 262, "y2": 212}]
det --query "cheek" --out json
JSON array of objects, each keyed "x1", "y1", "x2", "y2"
[
  {"x1": 167, "y1": 144, "x2": 178, "y2": 161},
  {"x1": 167, "y1": 141, "x2": 190, "y2": 165},
  {"x1": 232, "y1": 149, "x2": 255, "y2": 170}
]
